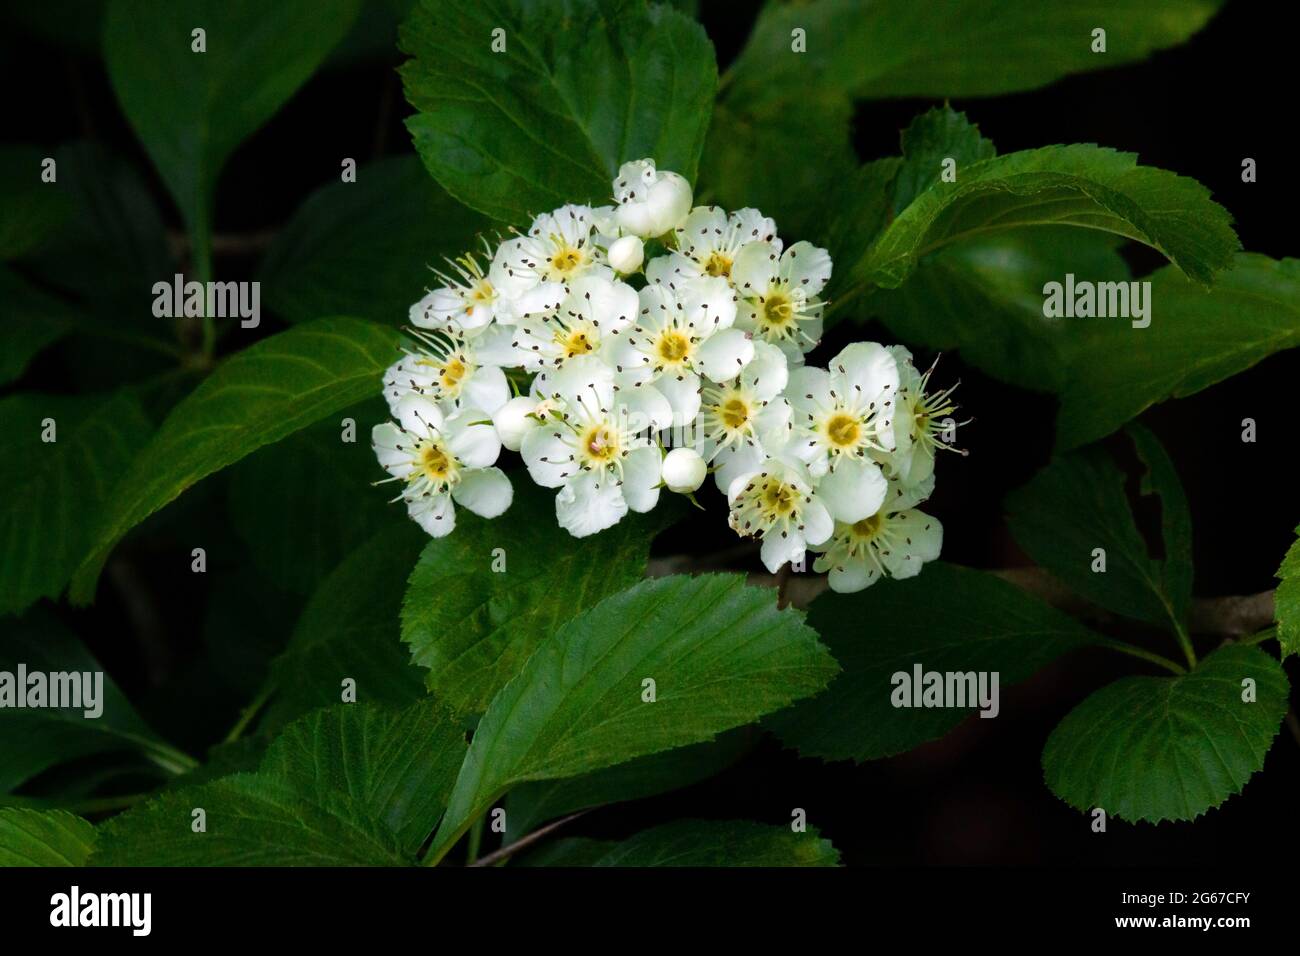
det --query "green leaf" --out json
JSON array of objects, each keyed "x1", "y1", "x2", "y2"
[
  {"x1": 1005, "y1": 435, "x2": 1190, "y2": 629},
  {"x1": 0, "y1": 609, "x2": 175, "y2": 792},
  {"x1": 890, "y1": 107, "x2": 996, "y2": 215},
  {"x1": 820, "y1": 157, "x2": 903, "y2": 302},
  {"x1": 0, "y1": 268, "x2": 74, "y2": 387},
  {"x1": 429, "y1": 574, "x2": 838, "y2": 860},
  {"x1": 769, "y1": 563, "x2": 1097, "y2": 762},
  {"x1": 69, "y1": 317, "x2": 400, "y2": 604},
  {"x1": 862, "y1": 228, "x2": 1131, "y2": 392},
  {"x1": 1043, "y1": 645, "x2": 1288, "y2": 823},
  {"x1": 228, "y1": 399, "x2": 397, "y2": 595},
  {"x1": 698, "y1": 89, "x2": 856, "y2": 243},
  {"x1": 524, "y1": 819, "x2": 839, "y2": 867},
  {"x1": 0, "y1": 809, "x2": 95, "y2": 866},
  {"x1": 1056, "y1": 254, "x2": 1300, "y2": 449},
  {"x1": 0, "y1": 392, "x2": 152, "y2": 615},
  {"x1": 401, "y1": 481, "x2": 679, "y2": 715},
  {"x1": 91, "y1": 773, "x2": 407, "y2": 866},
  {"x1": 399, "y1": 0, "x2": 717, "y2": 223},
  {"x1": 854, "y1": 145, "x2": 1237, "y2": 291},
  {"x1": 263, "y1": 522, "x2": 430, "y2": 731},
  {"x1": 504, "y1": 730, "x2": 752, "y2": 839},
  {"x1": 258, "y1": 156, "x2": 490, "y2": 326},
  {"x1": 104, "y1": 0, "x2": 360, "y2": 245},
  {"x1": 729, "y1": 0, "x2": 1223, "y2": 100},
  {"x1": 0, "y1": 146, "x2": 72, "y2": 259},
  {"x1": 18, "y1": 143, "x2": 173, "y2": 317},
  {"x1": 261, "y1": 701, "x2": 467, "y2": 855},
  {"x1": 1274, "y1": 525, "x2": 1300, "y2": 659},
  {"x1": 1128, "y1": 422, "x2": 1193, "y2": 622}
]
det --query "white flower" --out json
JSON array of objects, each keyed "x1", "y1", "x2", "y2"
[
  {"x1": 520, "y1": 356, "x2": 670, "y2": 538},
  {"x1": 696, "y1": 341, "x2": 791, "y2": 493},
  {"x1": 726, "y1": 456, "x2": 834, "y2": 573},
  {"x1": 812, "y1": 475, "x2": 942, "y2": 592},
  {"x1": 607, "y1": 235, "x2": 645, "y2": 275},
  {"x1": 783, "y1": 342, "x2": 899, "y2": 523},
  {"x1": 646, "y1": 205, "x2": 780, "y2": 287},
  {"x1": 486, "y1": 205, "x2": 613, "y2": 325},
  {"x1": 372, "y1": 394, "x2": 512, "y2": 538},
  {"x1": 613, "y1": 159, "x2": 692, "y2": 238},
  {"x1": 382, "y1": 329, "x2": 510, "y2": 417},
  {"x1": 611, "y1": 275, "x2": 749, "y2": 425},
  {"x1": 409, "y1": 242, "x2": 515, "y2": 334},
  {"x1": 492, "y1": 395, "x2": 539, "y2": 452},
  {"x1": 661, "y1": 447, "x2": 706, "y2": 494},
  {"x1": 488, "y1": 274, "x2": 639, "y2": 389},
  {"x1": 874, "y1": 346, "x2": 963, "y2": 488},
  {"x1": 732, "y1": 240, "x2": 832, "y2": 361}
]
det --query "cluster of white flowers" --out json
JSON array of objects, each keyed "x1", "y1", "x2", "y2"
[{"x1": 372, "y1": 159, "x2": 961, "y2": 592}]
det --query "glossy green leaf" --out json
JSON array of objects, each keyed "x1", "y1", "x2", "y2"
[
  {"x1": 70, "y1": 317, "x2": 400, "y2": 603},
  {"x1": 0, "y1": 809, "x2": 95, "y2": 866},
  {"x1": 0, "y1": 392, "x2": 152, "y2": 615},
  {"x1": 228, "y1": 399, "x2": 397, "y2": 595},
  {"x1": 524, "y1": 819, "x2": 839, "y2": 867},
  {"x1": 104, "y1": 0, "x2": 361, "y2": 244},
  {"x1": 1005, "y1": 434, "x2": 1190, "y2": 628},
  {"x1": 769, "y1": 563, "x2": 1098, "y2": 762},
  {"x1": 505, "y1": 730, "x2": 752, "y2": 839},
  {"x1": 1056, "y1": 255, "x2": 1300, "y2": 449},
  {"x1": 1043, "y1": 645, "x2": 1288, "y2": 823},
  {"x1": 0, "y1": 146, "x2": 72, "y2": 259},
  {"x1": 263, "y1": 522, "x2": 430, "y2": 732},
  {"x1": 91, "y1": 773, "x2": 407, "y2": 866},
  {"x1": 400, "y1": 0, "x2": 717, "y2": 222},
  {"x1": 258, "y1": 156, "x2": 489, "y2": 326},
  {"x1": 261, "y1": 701, "x2": 467, "y2": 855},
  {"x1": 0, "y1": 268, "x2": 74, "y2": 387},
  {"x1": 0, "y1": 609, "x2": 175, "y2": 792},
  {"x1": 1274, "y1": 524, "x2": 1300, "y2": 659},
  {"x1": 429, "y1": 574, "x2": 838, "y2": 859},
  {"x1": 853, "y1": 145, "x2": 1237, "y2": 292},
  {"x1": 401, "y1": 481, "x2": 680, "y2": 714},
  {"x1": 729, "y1": 0, "x2": 1223, "y2": 100}
]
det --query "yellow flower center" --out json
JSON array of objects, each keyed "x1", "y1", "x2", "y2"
[
  {"x1": 581, "y1": 424, "x2": 619, "y2": 463},
  {"x1": 720, "y1": 397, "x2": 750, "y2": 430},
  {"x1": 760, "y1": 292, "x2": 794, "y2": 329},
  {"x1": 558, "y1": 328, "x2": 596, "y2": 359},
  {"x1": 656, "y1": 330, "x2": 691, "y2": 364},
  {"x1": 851, "y1": 513, "x2": 883, "y2": 539},
  {"x1": 440, "y1": 358, "x2": 467, "y2": 390},
  {"x1": 549, "y1": 245, "x2": 585, "y2": 276},
  {"x1": 703, "y1": 251, "x2": 732, "y2": 278},
  {"x1": 826, "y1": 413, "x2": 861, "y2": 449},
  {"x1": 417, "y1": 442, "x2": 454, "y2": 482}
]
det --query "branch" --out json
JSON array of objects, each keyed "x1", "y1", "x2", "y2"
[{"x1": 469, "y1": 811, "x2": 588, "y2": 867}]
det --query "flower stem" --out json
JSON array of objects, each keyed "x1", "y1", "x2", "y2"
[{"x1": 1095, "y1": 637, "x2": 1186, "y2": 675}]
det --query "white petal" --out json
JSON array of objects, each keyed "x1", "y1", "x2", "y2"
[
  {"x1": 760, "y1": 530, "x2": 805, "y2": 573},
  {"x1": 371, "y1": 423, "x2": 413, "y2": 477},
  {"x1": 407, "y1": 493, "x2": 456, "y2": 538},
  {"x1": 618, "y1": 382, "x2": 673, "y2": 432},
  {"x1": 829, "y1": 342, "x2": 899, "y2": 405},
  {"x1": 728, "y1": 208, "x2": 781, "y2": 250},
  {"x1": 817, "y1": 457, "x2": 887, "y2": 524},
  {"x1": 460, "y1": 365, "x2": 510, "y2": 416},
  {"x1": 800, "y1": 496, "x2": 834, "y2": 547},
  {"x1": 621, "y1": 445, "x2": 662, "y2": 513},
  {"x1": 881, "y1": 510, "x2": 943, "y2": 579},
  {"x1": 452, "y1": 467, "x2": 513, "y2": 519},
  {"x1": 679, "y1": 274, "x2": 737, "y2": 331},
  {"x1": 555, "y1": 470, "x2": 628, "y2": 537},
  {"x1": 394, "y1": 393, "x2": 444, "y2": 438},
  {"x1": 827, "y1": 558, "x2": 879, "y2": 593},
  {"x1": 695, "y1": 327, "x2": 754, "y2": 382},
  {"x1": 780, "y1": 241, "x2": 832, "y2": 295},
  {"x1": 520, "y1": 425, "x2": 577, "y2": 488},
  {"x1": 730, "y1": 240, "x2": 780, "y2": 296},
  {"x1": 742, "y1": 340, "x2": 789, "y2": 401},
  {"x1": 786, "y1": 365, "x2": 833, "y2": 415},
  {"x1": 445, "y1": 407, "x2": 501, "y2": 468},
  {"x1": 654, "y1": 372, "x2": 702, "y2": 426},
  {"x1": 712, "y1": 441, "x2": 765, "y2": 495},
  {"x1": 547, "y1": 354, "x2": 616, "y2": 411}
]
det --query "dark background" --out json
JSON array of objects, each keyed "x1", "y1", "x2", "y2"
[{"x1": 2, "y1": 0, "x2": 1295, "y2": 864}]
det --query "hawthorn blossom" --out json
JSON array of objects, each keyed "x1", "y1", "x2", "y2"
[
  {"x1": 811, "y1": 475, "x2": 942, "y2": 592},
  {"x1": 382, "y1": 328, "x2": 510, "y2": 417},
  {"x1": 732, "y1": 240, "x2": 831, "y2": 361},
  {"x1": 646, "y1": 205, "x2": 780, "y2": 288},
  {"x1": 372, "y1": 394, "x2": 512, "y2": 537}
]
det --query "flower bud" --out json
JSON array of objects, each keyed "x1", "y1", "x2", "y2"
[
  {"x1": 607, "y1": 235, "x2": 645, "y2": 275},
  {"x1": 661, "y1": 447, "x2": 706, "y2": 494},
  {"x1": 613, "y1": 159, "x2": 692, "y2": 239},
  {"x1": 493, "y1": 395, "x2": 539, "y2": 452}
]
